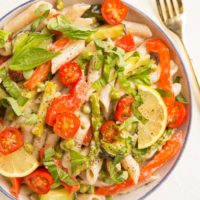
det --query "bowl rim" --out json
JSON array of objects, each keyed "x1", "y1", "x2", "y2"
[{"x1": 0, "y1": 1, "x2": 192, "y2": 200}]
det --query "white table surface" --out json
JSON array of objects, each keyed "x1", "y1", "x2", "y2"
[{"x1": 0, "y1": 0, "x2": 200, "y2": 199}]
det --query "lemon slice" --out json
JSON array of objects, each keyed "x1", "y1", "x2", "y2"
[
  {"x1": 137, "y1": 85, "x2": 168, "y2": 149},
  {"x1": 0, "y1": 147, "x2": 39, "y2": 177}
]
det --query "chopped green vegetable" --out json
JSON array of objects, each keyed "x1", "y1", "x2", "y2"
[
  {"x1": 60, "y1": 139, "x2": 75, "y2": 151},
  {"x1": 91, "y1": 78, "x2": 106, "y2": 91},
  {"x1": 176, "y1": 93, "x2": 188, "y2": 104},
  {"x1": 31, "y1": 10, "x2": 50, "y2": 31},
  {"x1": 94, "y1": 50, "x2": 104, "y2": 70},
  {"x1": 24, "y1": 113, "x2": 38, "y2": 125},
  {"x1": 44, "y1": 148, "x2": 78, "y2": 186},
  {"x1": 24, "y1": 143, "x2": 33, "y2": 154},
  {"x1": 47, "y1": 15, "x2": 95, "y2": 40},
  {"x1": 0, "y1": 87, "x2": 7, "y2": 100},
  {"x1": 82, "y1": 4, "x2": 105, "y2": 23},
  {"x1": 32, "y1": 82, "x2": 57, "y2": 136},
  {"x1": 79, "y1": 184, "x2": 90, "y2": 193},
  {"x1": 0, "y1": 29, "x2": 11, "y2": 48},
  {"x1": 82, "y1": 104, "x2": 91, "y2": 114},
  {"x1": 23, "y1": 70, "x2": 34, "y2": 80},
  {"x1": 118, "y1": 116, "x2": 139, "y2": 131},
  {"x1": 76, "y1": 51, "x2": 93, "y2": 68},
  {"x1": 70, "y1": 150, "x2": 88, "y2": 175},
  {"x1": 156, "y1": 89, "x2": 171, "y2": 97},
  {"x1": 1, "y1": 97, "x2": 22, "y2": 116}
]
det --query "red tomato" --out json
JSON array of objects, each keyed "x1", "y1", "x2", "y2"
[
  {"x1": 51, "y1": 36, "x2": 70, "y2": 52},
  {"x1": 96, "y1": 130, "x2": 184, "y2": 195},
  {"x1": 53, "y1": 113, "x2": 80, "y2": 139},
  {"x1": 101, "y1": 0, "x2": 128, "y2": 25},
  {"x1": 114, "y1": 96, "x2": 134, "y2": 122},
  {"x1": 59, "y1": 62, "x2": 82, "y2": 86},
  {"x1": 167, "y1": 101, "x2": 187, "y2": 128},
  {"x1": 83, "y1": 127, "x2": 93, "y2": 146},
  {"x1": 62, "y1": 178, "x2": 80, "y2": 194},
  {"x1": 24, "y1": 61, "x2": 51, "y2": 90},
  {"x1": 0, "y1": 128, "x2": 24, "y2": 155},
  {"x1": 10, "y1": 178, "x2": 23, "y2": 198},
  {"x1": 100, "y1": 121, "x2": 118, "y2": 143},
  {"x1": 25, "y1": 168, "x2": 54, "y2": 194},
  {"x1": 46, "y1": 95, "x2": 80, "y2": 126},
  {"x1": 116, "y1": 34, "x2": 135, "y2": 51}
]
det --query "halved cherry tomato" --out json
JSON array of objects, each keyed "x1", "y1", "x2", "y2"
[
  {"x1": 25, "y1": 168, "x2": 54, "y2": 194},
  {"x1": 101, "y1": 0, "x2": 128, "y2": 25},
  {"x1": 10, "y1": 178, "x2": 23, "y2": 198},
  {"x1": 83, "y1": 127, "x2": 93, "y2": 146},
  {"x1": 146, "y1": 39, "x2": 175, "y2": 112},
  {"x1": 50, "y1": 36, "x2": 70, "y2": 52},
  {"x1": 0, "y1": 128, "x2": 23, "y2": 155},
  {"x1": 24, "y1": 61, "x2": 51, "y2": 90},
  {"x1": 168, "y1": 101, "x2": 187, "y2": 128},
  {"x1": 59, "y1": 62, "x2": 82, "y2": 86},
  {"x1": 53, "y1": 112, "x2": 80, "y2": 139},
  {"x1": 116, "y1": 34, "x2": 135, "y2": 52},
  {"x1": 46, "y1": 95, "x2": 80, "y2": 126},
  {"x1": 0, "y1": 55, "x2": 10, "y2": 65},
  {"x1": 114, "y1": 96, "x2": 134, "y2": 122},
  {"x1": 100, "y1": 121, "x2": 118, "y2": 143},
  {"x1": 62, "y1": 178, "x2": 80, "y2": 194},
  {"x1": 96, "y1": 130, "x2": 184, "y2": 195}
]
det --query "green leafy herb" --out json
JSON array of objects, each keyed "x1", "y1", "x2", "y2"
[
  {"x1": 1, "y1": 97, "x2": 22, "y2": 116},
  {"x1": 129, "y1": 65, "x2": 152, "y2": 86},
  {"x1": 70, "y1": 150, "x2": 88, "y2": 175},
  {"x1": 119, "y1": 116, "x2": 139, "y2": 131},
  {"x1": 47, "y1": 15, "x2": 95, "y2": 40},
  {"x1": 2, "y1": 76, "x2": 28, "y2": 106},
  {"x1": 10, "y1": 48, "x2": 59, "y2": 71},
  {"x1": 31, "y1": 10, "x2": 50, "y2": 31},
  {"x1": 108, "y1": 148, "x2": 129, "y2": 183},
  {"x1": 91, "y1": 78, "x2": 106, "y2": 91},
  {"x1": 176, "y1": 93, "x2": 188, "y2": 104},
  {"x1": 24, "y1": 113, "x2": 38, "y2": 125},
  {"x1": 44, "y1": 148, "x2": 78, "y2": 186},
  {"x1": 82, "y1": 4, "x2": 105, "y2": 23},
  {"x1": 0, "y1": 29, "x2": 11, "y2": 48},
  {"x1": 156, "y1": 89, "x2": 171, "y2": 97}
]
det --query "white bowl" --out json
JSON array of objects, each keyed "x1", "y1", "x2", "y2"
[{"x1": 0, "y1": 0, "x2": 191, "y2": 199}]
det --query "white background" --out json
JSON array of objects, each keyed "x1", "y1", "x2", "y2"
[{"x1": 0, "y1": 0, "x2": 200, "y2": 200}]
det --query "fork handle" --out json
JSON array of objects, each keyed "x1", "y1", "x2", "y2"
[{"x1": 180, "y1": 39, "x2": 200, "y2": 95}]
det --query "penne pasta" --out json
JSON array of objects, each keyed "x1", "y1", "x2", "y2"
[{"x1": 3, "y1": 1, "x2": 53, "y2": 34}]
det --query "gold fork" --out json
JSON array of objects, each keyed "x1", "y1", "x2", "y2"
[{"x1": 156, "y1": 0, "x2": 200, "y2": 93}]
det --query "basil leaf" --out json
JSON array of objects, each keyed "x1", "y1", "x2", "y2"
[
  {"x1": 2, "y1": 76, "x2": 28, "y2": 106},
  {"x1": 47, "y1": 15, "x2": 95, "y2": 40},
  {"x1": 176, "y1": 93, "x2": 188, "y2": 104},
  {"x1": 0, "y1": 29, "x2": 11, "y2": 48},
  {"x1": 31, "y1": 10, "x2": 50, "y2": 32},
  {"x1": 91, "y1": 78, "x2": 106, "y2": 91},
  {"x1": 10, "y1": 48, "x2": 59, "y2": 71},
  {"x1": 70, "y1": 150, "x2": 88, "y2": 175},
  {"x1": 44, "y1": 148, "x2": 78, "y2": 186},
  {"x1": 156, "y1": 89, "x2": 171, "y2": 97},
  {"x1": 2, "y1": 97, "x2": 22, "y2": 116}
]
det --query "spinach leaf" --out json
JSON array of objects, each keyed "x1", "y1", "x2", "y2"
[
  {"x1": 0, "y1": 29, "x2": 11, "y2": 48},
  {"x1": 10, "y1": 48, "x2": 59, "y2": 71},
  {"x1": 47, "y1": 15, "x2": 95, "y2": 40}
]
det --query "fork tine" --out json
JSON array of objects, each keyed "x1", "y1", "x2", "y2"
[
  {"x1": 165, "y1": 0, "x2": 174, "y2": 18},
  {"x1": 177, "y1": 0, "x2": 184, "y2": 14},
  {"x1": 163, "y1": 0, "x2": 171, "y2": 19},
  {"x1": 156, "y1": 0, "x2": 165, "y2": 22}
]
